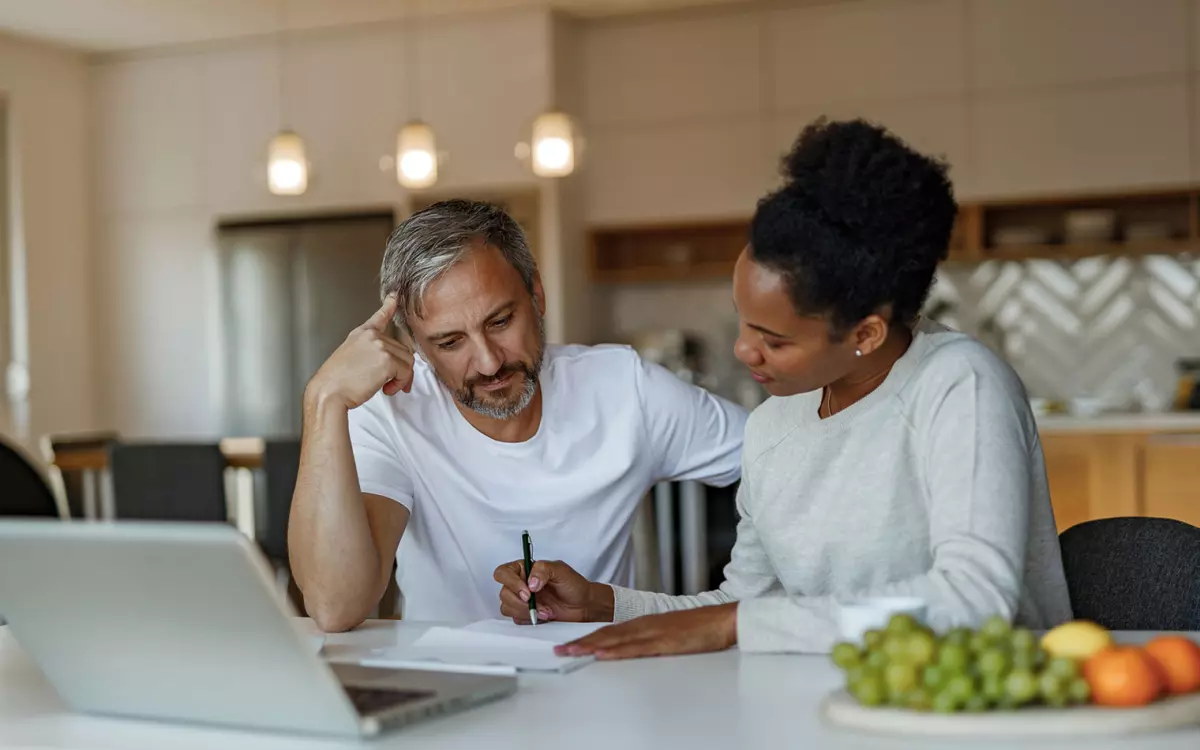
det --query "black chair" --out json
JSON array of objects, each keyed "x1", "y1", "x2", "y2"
[
  {"x1": 259, "y1": 438, "x2": 315, "y2": 615},
  {"x1": 1059, "y1": 517, "x2": 1200, "y2": 631},
  {"x1": 0, "y1": 437, "x2": 63, "y2": 517},
  {"x1": 108, "y1": 442, "x2": 228, "y2": 522},
  {"x1": 259, "y1": 439, "x2": 302, "y2": 564}
]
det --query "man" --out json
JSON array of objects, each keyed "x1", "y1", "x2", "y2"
[{"x1": 289, "y1": 199, "x2": 747, "y2": 631}]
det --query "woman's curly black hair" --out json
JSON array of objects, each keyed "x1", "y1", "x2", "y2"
[{"x1": 749, "y1": 118, "x2": 957, "y2": 337}]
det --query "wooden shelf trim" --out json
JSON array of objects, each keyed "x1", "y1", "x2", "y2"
[
  {"x1": 50, "y1": 438, "x2": 265, "y2": 472},
  {"x1": 954, "y1": 240, "x2": 1197, "y2": 263}
]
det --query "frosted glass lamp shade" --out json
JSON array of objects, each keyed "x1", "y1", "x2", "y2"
[
  {"x1": 267, "y1": 130, "x2": 308, "y2": 195},
  {"x1": 397, "y1": 121, "x2": 438, "y2": 189},
  {"x1": 531, "y1": 111, "x2": 576, "y2": 178}
]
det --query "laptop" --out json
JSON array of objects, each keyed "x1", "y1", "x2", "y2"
[{"x1": 0, "y1": 520, "x2": 516, "y2": 739}]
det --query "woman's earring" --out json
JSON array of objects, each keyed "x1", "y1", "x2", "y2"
[{"x1": 855, "y1": 349, "x2": 863, "y2": 357}]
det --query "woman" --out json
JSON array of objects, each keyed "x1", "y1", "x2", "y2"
[{"x1": 493, "y1": 118, "x2": 1072, "y2": 658}]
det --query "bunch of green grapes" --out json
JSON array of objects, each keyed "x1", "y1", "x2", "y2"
[{"x1": 831, "y1": 614, "x2": 1092, "y2": 713}]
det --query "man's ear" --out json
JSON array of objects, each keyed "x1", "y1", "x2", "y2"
[{"x1": 531, "y1": 272, "x2": 547, "y2": 316}]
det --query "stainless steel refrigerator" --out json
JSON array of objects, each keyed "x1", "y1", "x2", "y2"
[{"x1": 216, "y1": 213, "x2": 394, "y2": 439}]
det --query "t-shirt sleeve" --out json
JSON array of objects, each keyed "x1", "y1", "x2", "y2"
[
  {"x1": 346, "y1": 393, "x2": 415, "y2": 510},
  {"x1": 634, "y1": 356, "x2": 747, "y2": 487}
]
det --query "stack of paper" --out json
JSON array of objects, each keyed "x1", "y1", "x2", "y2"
[{"x1": 356, "y1": 619, "x2": 609, "y2": 675}]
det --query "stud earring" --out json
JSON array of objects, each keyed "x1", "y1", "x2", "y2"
[{"x1": 855, "y1": 349, "x2": 863, "y2": 357}]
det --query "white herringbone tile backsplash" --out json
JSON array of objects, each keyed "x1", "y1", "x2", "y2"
[{"x1": 931, "y1": 255, "x2": 1200, "y2": 407}]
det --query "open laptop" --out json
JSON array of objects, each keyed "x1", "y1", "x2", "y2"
[{"x1": 0, "y1": 520, "x2": 516, "y2": 739}]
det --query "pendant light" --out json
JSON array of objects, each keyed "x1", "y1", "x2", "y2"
[
  {"x1": 397, "y1": 121, "x2": 437, "y2": 188},
  {"x1": 396, "y1": 1, "x2": 438, "y2": 189},
  {"x1": 530, "y1": 111, "x2": 577, "y2": 178},
  {"x1": 267, "y1": 0, "x2": 308, "y2": 195},
  {"x1": 268, "y1": 130, "x2": 307, "y2": 195}
]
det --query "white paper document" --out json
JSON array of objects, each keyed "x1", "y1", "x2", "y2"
[
  {"x1": 355, "y1": 619, "x2": 609, "y2": 675},
  {"x1": 460, "y1": 619, "x2": 610, "y2": 644}
]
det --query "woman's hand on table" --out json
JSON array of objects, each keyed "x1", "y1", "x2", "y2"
[
  {"x1": 493, "y1": 559, "x2": 614, "y2": 624},
  {"x1": 555, "y1": 603, "x2": 738, "y2": 661}
]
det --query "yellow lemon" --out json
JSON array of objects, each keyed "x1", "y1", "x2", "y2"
[{"x1": 1041, "y1": 620, "x2": 1113, "y2": 661}]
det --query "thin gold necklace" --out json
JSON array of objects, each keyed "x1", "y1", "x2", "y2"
[{"x1": 821, "y1": 366, "x2": 893, "y2": 418}]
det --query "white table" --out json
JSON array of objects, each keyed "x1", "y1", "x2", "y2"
[{"x1": 2, "y1": 622, "x2": 1198, "y2": 749}]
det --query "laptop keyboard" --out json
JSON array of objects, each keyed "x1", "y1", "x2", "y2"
[{"x1": 344, "y1": 686, "x2": 436, "y2": 715}]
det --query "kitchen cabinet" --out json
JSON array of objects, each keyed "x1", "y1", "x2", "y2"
[
  {"x1": 1143, "y1": 435, "x2": 1200, "y2": 530},
  {"x1": 1041, "y1": 434, "x2": 1142, "y2": 532},
  {"x1": 1040, "y1": 425, "x2": 1200, "y2": 532}
]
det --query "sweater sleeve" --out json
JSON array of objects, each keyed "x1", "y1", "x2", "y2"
[
  {"x1": 611, "y1": 465, "x2": 783, "y2": 620},
  {"x1": 731, "y1": 355, "x2": 1040, "y2": 654}
]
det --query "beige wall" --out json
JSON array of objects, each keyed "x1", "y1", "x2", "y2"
[
  {"x1": 586, "y1": 0, "x2": 1200, "y2": 399},
  {"x1": 90, "y1": 9, "x2": 555, "y2": 438},
  {"x1": 0, "y1": 32, "x2": 93, "y2": 449},
  {"x1": 77, "y1": 0, "x2": 1200, "y2": 437},
  {"x1": 581, "y1": 0, "x2": 1199, "y2": 225}
]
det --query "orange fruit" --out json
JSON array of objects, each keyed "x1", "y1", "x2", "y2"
[
  {"x1": 1144, "y1": 636, "x2": 1200, "y2": 695},
  {"x1": 1082, "y1": 647, "x2": 1165, "y2": 707}
]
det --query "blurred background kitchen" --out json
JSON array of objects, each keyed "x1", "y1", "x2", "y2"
[{"x1": 2, "y1": 0, "x2": 1200, "y2": 602}]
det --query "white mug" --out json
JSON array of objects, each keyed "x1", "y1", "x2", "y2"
[{"x1": 837, "y1": 597, "x2": 928, "y2": 643}]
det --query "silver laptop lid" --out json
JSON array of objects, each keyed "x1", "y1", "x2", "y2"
[{"x1": 0, "y1": 520, "x2": 363, "y2": 737}]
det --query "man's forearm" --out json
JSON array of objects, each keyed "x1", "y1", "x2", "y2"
[{"x1": 288, "y1": 393, "x2": 381, "y2": 630}]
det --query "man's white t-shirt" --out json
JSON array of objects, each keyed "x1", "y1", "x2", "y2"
[{"x1": 347, "y1": 343, "x2": 748, "y2": 622}]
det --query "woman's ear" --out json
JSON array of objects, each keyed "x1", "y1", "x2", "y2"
[{"x1": 854, "y1": 314, "x2": 891, "y2": 356}]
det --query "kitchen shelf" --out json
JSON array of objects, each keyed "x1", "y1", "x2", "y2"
[
  {"x1": 589, "y1": 219, "x2": 749, "y2": 284},
  {"x1": 974, "y1": 186, "x2": 1195, "y2": 263},
  {"x1": 588, "y1": 186, "x2": 1200, "y2": 283}
]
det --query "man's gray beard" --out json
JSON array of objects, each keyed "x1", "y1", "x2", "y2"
[
  {"x1": 430, "y1": 306, "x2": 546, "y2": 421},
  {"x1": 464, "y1": 368, "x2": 539, "y2": 420}
]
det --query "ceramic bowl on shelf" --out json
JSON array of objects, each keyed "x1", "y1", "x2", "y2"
[
  {"x1": 991, "y1": 226, "x2": 1051, "y2": 247},
  {"x1": 1064, "y1": 209, "x2": 1116, "y2": 244},
  {"x1": 1124, "y1": 220, "x2": 1173, "y2": 243}
]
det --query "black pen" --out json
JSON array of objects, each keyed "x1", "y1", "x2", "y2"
[{"x1": 522, "y1": 529, "x2": 538, "y2": 627}]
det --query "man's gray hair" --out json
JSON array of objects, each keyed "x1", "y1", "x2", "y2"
[{"x1": 380, "y1": 199, "x2": 537, "y2": 331}]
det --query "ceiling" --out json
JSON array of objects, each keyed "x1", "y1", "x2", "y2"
[{"x1": 0, "y1": 0, "x2": 757, "y2": 53}]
